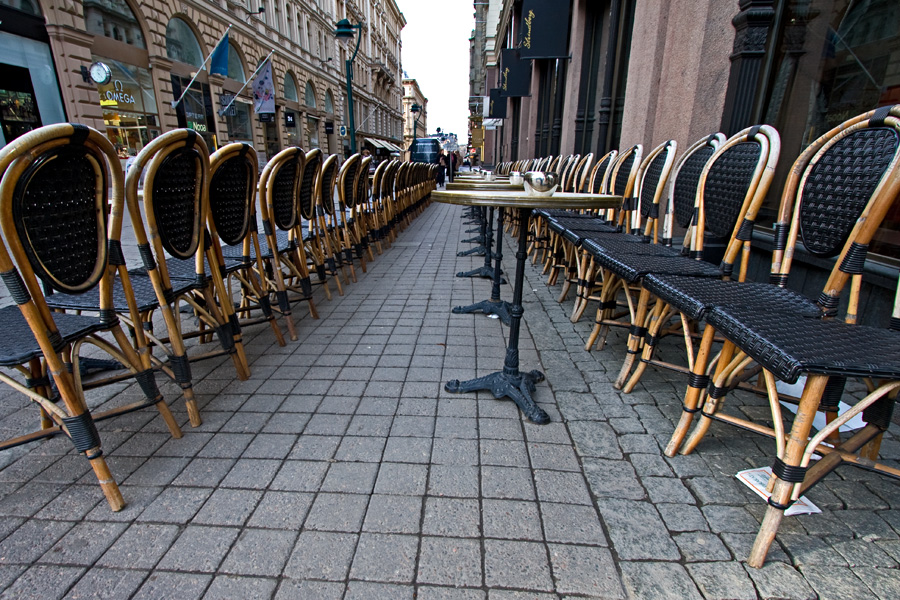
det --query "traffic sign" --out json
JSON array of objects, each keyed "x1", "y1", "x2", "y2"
[{"x1": 339, "y1": 125, "x2": 347, "y2": 137}]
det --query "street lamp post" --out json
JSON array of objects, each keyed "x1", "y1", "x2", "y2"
[
  {"x1": 410, "y1": 102, "x2": 422, "y2": 141},
  {"x1": 334, "y1": 18, "x2": 363, "y2": 155}
]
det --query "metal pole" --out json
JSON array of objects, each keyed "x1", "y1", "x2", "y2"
[{"x1": 345, "y1": 24, "x2": 363, "y2": 155}]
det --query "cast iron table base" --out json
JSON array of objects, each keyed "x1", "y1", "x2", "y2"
[{"x1": 457, "y1": 206, "x2": 504, "y2": 281}]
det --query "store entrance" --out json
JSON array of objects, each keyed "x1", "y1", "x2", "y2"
[{"x1": 0, "y1": 63, "x2": 42, "y2": 144}]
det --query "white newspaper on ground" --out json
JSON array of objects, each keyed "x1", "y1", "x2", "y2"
[{"x1": 735, "y1": 467, "x2": 821, "y2": 516}]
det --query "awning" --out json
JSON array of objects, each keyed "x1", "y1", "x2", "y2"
[{"x1": 365, "y1": 138, "x2": 388, "y2": 150}]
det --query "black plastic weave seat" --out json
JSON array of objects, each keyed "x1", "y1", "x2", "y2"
[
  {"x1": 590, "y1": 251, "x2": 721, "y2": 283},
  {"x1": 0, "y1": 307, "x2": 105, "y2": 366},
  {"x1": 706, "y1": 305, "x2": 900, "y2": 383},
  {"x1": 221, "y1": 229, "x2": 297, "y2": 261},
  {"x1": 641, "y1": 273, "x2": 821, "y2": 321},
  {"x1": 46, "y1": 271, "x2": 198, "y2": 314}
]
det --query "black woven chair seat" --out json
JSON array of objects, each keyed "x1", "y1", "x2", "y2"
[
  {"x1": 642, "y1": 274, "x2": 822, "y2": 320},
  {"x1": 582, "y1": 237, "x2": 682, "y2": 260},
  {"x1": 549, "y1": 217, "x2": 619, "y2": 245},
  {"x1": 222, "y1": 230, "x2": 297, "y2": 261},
  {"x1": 706, "y1": 305, "x2": 900, "y2": 384},
  {"x1": 0, "y1": 306, "x2": 105, "y2": 367},
  {"x1": 534, "y1": 208, "x2": 587, "y2": 220},
  {"x1": 45, "y1": 271, "x2": 196, "y2": 314},
  {"x1": 588, "y1": 249, "x2": 722, "y2": 283},
  {"x1": 155, "y1": 256, "x2": 244, "y2": 280}
]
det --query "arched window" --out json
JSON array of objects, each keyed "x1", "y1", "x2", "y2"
[
  {"x1": 227, "y1": 43, "x2": 245, "y2": 83},
  {"x1": 165, "y1": 17, "x2": 203, "y2": 68},
  {"x1": 324, "y1": 90, "x2": 335, "y2": 114},
  {"x1": 304, "y1": 80, "x2": 317, "y2": 108},
  {"x1": 83, "y1": 0, "x2": 146, "y2": 49},
  {"x1": 284, "y1": 73, "x2": 299, "y2": 103}
]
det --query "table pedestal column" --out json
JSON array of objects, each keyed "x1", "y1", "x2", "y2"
[
  {"x1": 452, "y1": 207, "x2": 512, "y2": 324},
  {"x1": 457, "y1": 207, "x2": 505, "y2": 281},
  {"x1": 445, "y1": 207, "x2": 549, "y2": 424}
]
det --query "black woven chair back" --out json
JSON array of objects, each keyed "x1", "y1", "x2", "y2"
[
  {"x1": 611, "y1": 146, "x2": 641, "y2": 197},
  {"x1": 269, "y1": 149, "x2": 302, "y2": 231},
  {"x1": 396, "y1": 162, "x2": 408, "y2": 193},
  {"x1": 10, "y1": 140, "x2": 108, "y2": 294},
  {"x1": 382, "y1": 161, "x2": 398, "y2": 199},
  {"x1": 798, "y1": 126, "x2": 900, "y2": 258},
  {"x1": 319, "y1": 154, "x2": 339, "y2": 216},
  {"x1": 338, "y1": 154, "x2": 360, "y2": 212},
  {"x1": 148, "y1": 138, "x2": 205, "y2": 260},
  {"x1": 355, "y1": 156, "x2": 373, "y2": 208},
  {"x1": 209, "y1": 144, "x2": 255, "y2": 247},
  {"x1": 639, "y1": 142, "x2": 675, "y2": 219},
  {"x1": 589, "y1": 151, "x2": 617, "y2": 194},
  {"x1": 672, "y1": 137, "x2": 721, "y2": 228},
  {"x1": 299, "y1": 149, "x2": 322, "y2": 221},
  {"x1": 371, "y1": 160, "x2": 387, "y2": 202},
  {"x1": 701, "y1": 141, "x2": 763, "y2": 239}
]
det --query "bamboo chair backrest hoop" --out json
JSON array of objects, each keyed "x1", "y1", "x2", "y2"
[
  {"x1": 337, "y1": 153, "x2": 360, "y2": 212},
  {"x1": 573, "y1": 153, "x2": 594, "y2": 192},
  {"x1": 694, "y1": 124, "x2": 780, "y2": 278},
  {"x1": 560, "y1": 154, "x2": 581, "y2": 192},
  {"x1": 355, "y1": 156, "x2": 373, "y2": 208},
  {"x1": 661, "y1": 133, "x2": 726, "y2": 245},
  {"x1": 208, "y1": 143, "x2": 257, "y2": 247},
  {"x1": 632, "y1": 140, "x2": 677, "y2": 238},
  {"x1": 298, "y1": 148, "x2": 322, "y2": 221},
  {"x1": 394, "y1": 161, "x2": 408, "y2": 196},
  {"x1": 261, "y1": 147, "x2": 304, "y2": 232},
  {"x1": 588, "y1": 150, "x2": 617, "y2": 194},
  {"x1": 382, "y1": 160, "x2": 398, "y2": 200},
  {"x1": 142, "y1": 131, "x2": 207, "y2": 261},
  {"x1": 609, "y1": 145, "x2": 642, "y2": 198},
  {"x1": 319, "y1": 154, "x2": 339, "y2": 216},
  {"x1": 371, "y1": 159, "x2": 388, "y2": 202},
  {"x1": 775, "y1": 105, "x2": 900, "y2": 315}
]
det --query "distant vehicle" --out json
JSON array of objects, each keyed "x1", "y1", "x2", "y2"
[{"x1": 409, "y1": 138, "x2": 441, "y2": 164}]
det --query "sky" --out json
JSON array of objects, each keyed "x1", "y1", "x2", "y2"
[{"x1": 393, "y1": 0, "x2": 475, "y2": 139}]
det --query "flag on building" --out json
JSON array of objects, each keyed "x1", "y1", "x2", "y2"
[
  {"x1": 252, "y1": 59, "x2": 275, "y2": 113},
  {"x1": 209, "y1": 31, "x2": 229, "y2": 76}
]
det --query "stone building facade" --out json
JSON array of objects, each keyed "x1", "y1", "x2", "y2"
[
  {"x1": 0, "y1": 0, "x2": 405, "y2": 166},
  {"x1": 401, "y1": 77, "x2": 426, "y2": 160}
]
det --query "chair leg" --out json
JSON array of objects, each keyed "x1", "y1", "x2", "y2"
[
  {"x1": 681, "y1": 338, "x2": 740, "y2": 455},
  {"x1": 615, "y1": 288, "x2": 653, "y2": 389},
  {"x1": 748, "y1": 375, "x2": 829, "y2": 568},
  {"x1": 664, "y1": 325, "x2": 718, "y2": 457}
]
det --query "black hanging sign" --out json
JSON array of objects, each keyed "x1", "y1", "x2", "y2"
[
  {"x1": 519, "y1": 0, "x2": 572, "y2": 59},
  {"x1": 488, "y1": 88, "x2": 506, "y2": 119},
  {"x1": 500, "y1": 49, "x2": 531, "y2": 97}
]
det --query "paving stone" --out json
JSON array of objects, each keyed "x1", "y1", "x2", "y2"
[
  {"x1": 686, "y1": 476, "x2": 750, "y2": 505},
  {"x1": 780, "y1": 534, "x2": 849, "y2": 567},
  {"x1": 480, "y1": 439, "x2": 530, "y2": 467},
  {"x1": 321, "y1": 462, "x2": 379, "y2": 494},
  {"x1": 483, "y1": 539, "x2": 553, "y2": 591},
  {"x1": 673, "y1": 531, "x2": 733, "y2": 562},
  {"x1": 0, "y1": 519, "x2": 74, "y2": 564},
  {"x1": 303, "y1": 413, "x2": 352, "y2": 436},
  {"x1": 131, "y1": 571, "x2": 211, "y2": 600},
  {"x1": 218, "y1": 528, "x2": 295, "y2": 576},
  {"x1": 171, "y1": 458, "x2": 234, "y2": 487},
  {"x1": 96, "y1": 523, "x2": 180, "y2": 570},
  {"x1": 417, "y1": 586, "x2": 486, "y2": 600},
  {"x1": 219, "y1": 459, "x2": 281, "y2": 489},
  {"x1": 274, "y1": 580, "x2": 344, "y2": 600},
  {"x1": 283, "y1": 531, "x2": 358, "y2": 580},
  {"x1": 344, "y1": 581, "x2": 415, "y2": 600},
  {"x1": 192, "y1": 488, "x2": 262, "y2": 527},
  {"x1": 598, "y1": 499, "x2": 681, "y2": 560},
  {"x1": 203, "y1": 574, "x2": 278, "y2": 599},
  {"x1": 540, "y1": 502, "x2": 608, "y2": 545},
  {"x1": 417, "y1": 537, "x2": 482, "y2": 587},
  {"x1": 702, "y1": 505, "x2": 760, "y2": 534},
  {"x1": 197, "y1": 433, "x2": 254, "y2": 458},
  {"x1": 381, "y1": 436, "x2": 432, "y2": 464},
  {"x1": 548, "y1": 543, "x2": 624, "y2": 597},
  {"x1": 431, "y1": 438, "x2": 479, "y2": 465},
  {"x1": 720, "y1": 533, "x2": 790, "y2": 565},
  {"x1": 0, "y1": 564, "x2": 84, "y2": 600},
  {"x1": 304, "y1": 493, "x2": 368, "y2": 532},
  {"x1": 619, "y1": 561, "x2": 702, "y2": 600},
  {"x1": 482, "y1": 499, "x2": 542, "y2": 541},
  {"x1": 486, "y1": 591, "x2": 556, "y2": 600},
  {"x1": 335, "y1": 436, "x2": 388, "y2": 462},
  {"x1": 799, "y1": 565, "x2": 873, "y2": 600},
  {"x1": 270, "y1": 460, "x2": 329, "y2": 492},
  {"x1": 838, "y1": 510, "x2": 899, "y2": 541},
  {"x1": 745, "y1": 561, "x2": 816, "y2": 600},
  {"x1": 853, "y1": 566, "x2": 900, "y2": 598},
  {"x1": 83, "y1": 485, "x2": 163, "y2": 523},
  {"x1": 349, "y1": 533, "x2": 418, "y2": 583},
  {"x1": 63, "y1": 566, "x2": 146, "y2": 599},
  {"x1": 374, "y1": 463, "x2": 428, "y2": 496},
  {"x1": 363, "y1": 495, "x2": 422, "y2": 534},
  {"x1": 642, "y1": 476, "x2": 696, "y2": 504},
  {"x1": 533, "y1": 470, "x2": 593, "y2": 505},
  {"x1": 481, "y1": 466, "x2": 535, "y2": 500},
  {"x1": 479, "y1": 418, "x2": 525, "y2": 441},
  {"x1": 665, "y1": 454, "x2": 714, "y2": 478},
  {"x1": 423, "y1": 497, "x2": 480, "y2": 537},
  {"x1": 0, "y1": 483, "x2": 66, "y2": 517},
  {"x1": 288, "y1": 435, "x2": 342, "y2": 460},
  {"x1": 656, "y1": 503, "x2": 709, "y2": 532},
  {"x1": 427, "y1": 465, "x2": 480, "y2": 498},
  {"x1": 157, "y1": 525, "x2": 239, "y2": 572},
  {"x1": 686, "y1": 561, "x2": 758, "y2": 600},
  {"x1": 582, "y1": 458, "x2": 646, "y2": 500}
]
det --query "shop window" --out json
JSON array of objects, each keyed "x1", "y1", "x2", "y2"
[
  {"x1": 284, "y1": 72, "x2": 299, "y2": 103},
  {"x1": 760, "y1": 0, "x2": 900, "y2": 258},
  {"x1": 83, "y1": 0, "x2": 146, "y2": 49},
  {"x1": 166, "y1": 17, "x2": 204, "y2": 68},
  {"x1": 227, "y1": 43, "x2": 245, "y2": 83},
  {"x1": 93, "y1": 57, "x2": 160, "y2": 160},
  {"x1": 170, "y1": 75, "x2": 216, "y2": 149},
  {"x1": 226, "y1": 101, "x2": 252, "y2": 141},
  {"x1": 0, "y1": 0, "x2": 40, "y2": 16},
  {"x1": 324, "y1": 90, "x2": 334, "y2": 114},
  {"x1": 285, "y1": 110, "x2": 301, "y2": 147},
  {"x1": 307, "y1": 116, "x2": 319, "y2": 148},
  {"x1": 305, "y1": 80, "x2": 317, "y2": 108},
  {"x1": 0, "y1": 64, "x2": 42, "y2": 143},
  {"x1": 0, "y1": 35, "x2": 66, "y2": 148}
]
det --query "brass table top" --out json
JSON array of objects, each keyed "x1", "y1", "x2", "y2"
[
  {"x1": 432, "y1": 189, "x2": 621, "y2": 210},
  {"x1": 445, "y1": 181, "x2": 522, "y2": 191}
]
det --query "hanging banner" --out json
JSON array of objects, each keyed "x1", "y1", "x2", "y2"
[
  {"x1": 488, "y1": 88, "x2": 506, "y2": 119},
  {"x1": 500, "y1": 49, "x2": 531, "y2": 97},
  {"x1": 252, "y1": 60, "x2": 275, "y2": 114},
  {"x1": 519, "y1": 0, "x2": 573, "y2": 59}
]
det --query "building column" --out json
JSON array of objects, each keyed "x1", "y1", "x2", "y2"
[
  {"x1": 44, "y1": 25, "x2": 103, "y2": 130},
  {"x1": 148, "y1": 55, "x2": 179, "y2": 134}
]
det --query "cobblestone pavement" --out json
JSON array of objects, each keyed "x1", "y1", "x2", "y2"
[{"x1": 0, "y1": 199, "x2": 898, "y2": 599}]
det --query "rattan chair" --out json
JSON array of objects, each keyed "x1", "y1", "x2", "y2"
[
  {"x1": 668, "y1": 106, "x2": 900, "y2": 567},
  {"x1": 0, "y1": 123, "x2": 183, "y2": 510},
  {"x1": 316, "y1": 154, "x2": 350, "y2": 286},
  {"x1": 297, "y1": 148, "x2": 333, "y2": 301},
  {"x1": 336, "y1": 153, "x2": 365, "y2": 278}
]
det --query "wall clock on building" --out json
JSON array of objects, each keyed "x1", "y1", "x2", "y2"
[{"x1": 89, "y1": 62, "x2": 112, "y2": 85}]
